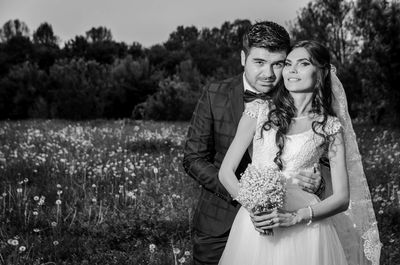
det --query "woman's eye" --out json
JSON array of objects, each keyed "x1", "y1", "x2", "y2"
[{"x1": 284, "y1": 62, "x2": 291, "y2": 66}]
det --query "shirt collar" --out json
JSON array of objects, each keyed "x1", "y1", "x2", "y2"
[{"x1": 242, "y1": 73, "x2": 259, "y2": 93}]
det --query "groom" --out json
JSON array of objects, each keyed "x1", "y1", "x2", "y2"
[{"x1": 183, "y1": 21, "x2": 324, "y2": 264}]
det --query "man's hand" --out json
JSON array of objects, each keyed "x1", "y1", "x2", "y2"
[{"x1": 293, "y1": 163, "x2": 322, "y2": 194}]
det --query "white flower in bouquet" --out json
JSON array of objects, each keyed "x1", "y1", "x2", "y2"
[{"x1": 236, "y1": 164, "x2": 285, "y2": 215}]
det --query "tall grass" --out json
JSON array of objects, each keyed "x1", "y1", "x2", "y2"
[{"x1": 0, "y1": 120, "x2": 398, "y2": 264}]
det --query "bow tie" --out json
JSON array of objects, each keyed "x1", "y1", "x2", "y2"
[{"x1": 243, "y1": 90, "x2": 272, "y2": 103}]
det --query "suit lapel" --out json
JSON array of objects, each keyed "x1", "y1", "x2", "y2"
[
  {"x1": 229, "y1": 76, "x2": 244, "y2": 130},
  {"x1": 228, "y1": 75, "x2": 252, "y2": 162}
]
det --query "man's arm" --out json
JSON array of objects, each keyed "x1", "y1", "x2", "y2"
[{"x1": 182, "y1": 85, "x2": 232, "y2": 202}]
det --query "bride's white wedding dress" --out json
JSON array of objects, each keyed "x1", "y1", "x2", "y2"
[{"x1": 219, "y1": 99, "x2": 348, "y2": 265}]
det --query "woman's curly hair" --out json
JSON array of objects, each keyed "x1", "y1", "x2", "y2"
[{"x1": 261, "y1": 40, "x2": 335, "y2": 170}]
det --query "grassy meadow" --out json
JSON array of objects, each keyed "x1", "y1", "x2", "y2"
[{"x1": 0, "y1": 120, "x2": 399, "y2": 265}]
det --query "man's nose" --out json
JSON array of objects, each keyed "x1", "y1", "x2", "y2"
[{"x1": 260, "y1": 65, "x2": 275, "y2": 79}]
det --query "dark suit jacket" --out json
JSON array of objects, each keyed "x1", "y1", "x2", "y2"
[{"x1": 183, "y1": 74, "x2": 251, "y2": 236}]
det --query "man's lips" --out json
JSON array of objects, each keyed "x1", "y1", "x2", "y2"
[{"x1": 258, "y1": 80, "x2": 275, "y2": 85}]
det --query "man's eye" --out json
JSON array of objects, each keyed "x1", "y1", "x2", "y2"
[
  {"x1": 273, "y1": 63, "x2": 284, "y2": 68},
  {"x1": 284, "y1": 62, "x2": 291, "y2": 66}
]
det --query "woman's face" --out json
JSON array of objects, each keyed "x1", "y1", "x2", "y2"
[{"x1": 282, "y1": 47, "x2": 319, "y2": 94}]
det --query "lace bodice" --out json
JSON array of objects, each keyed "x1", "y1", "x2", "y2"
[{"x1": 244, "y1": 99, "x2": 341, "y2": 175}]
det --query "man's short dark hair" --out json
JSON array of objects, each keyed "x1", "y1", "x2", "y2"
[{"x1": 242, "y1": 21, "x2": 290, "y2": 55}]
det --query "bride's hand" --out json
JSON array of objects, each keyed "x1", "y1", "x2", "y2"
[
  {"x1": 249, "y1": 210, "x2": 278, "y2": 233},
  {"x1": 251, "y1": 209, "x2": 311, "y2": 231}
]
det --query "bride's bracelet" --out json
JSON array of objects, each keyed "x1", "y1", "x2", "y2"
[{"x1": 306, "y1": 205, "x2": 313, "y2": 226}]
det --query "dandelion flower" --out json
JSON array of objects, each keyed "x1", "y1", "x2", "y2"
[
  {"x1": 57, "y1": 190, "x2": 63, "y2": 195},
  {"x1": 53, "y1": 241, "x2": 59, "y2": 246},
  {"x1": 16, "y1": 188, "x2": 23, "y2": 193},
  {"x1": 178, "y1": 257, "x2": 186, "y2": 264},
  {"x1": 33, "y1": 211, "x2": 38, "y2": 216},
  {"x1": 149, "y1": 243, "x2": 156, "y2": 253},
  {"x1": 10, "y1": 239, "x2": 19, "y2": 246},
  {"x1": 56, "y1": 184, "x2": 62, "y2": 189},
  {"x1": 173, "y1": 248, "x2": 181, "y2": 255},
  {"x1": 55, "y1": 199, "x2": 62, "y2": 205},
  {"x1": 51, "y1": 222, "x2": 57, "y2": 227},
  {"x1": 184, "y1": 251, "x2": 190, "y2": 256},
  {"x1": 33, "y1": 196, "x2": 39, "y2": 201},
  {"x1": 33, "y1": 228, "x2": 40, "y2": 233},
  {"x1": 19, "y1": 246, "x2": 26, "y2": 252}
]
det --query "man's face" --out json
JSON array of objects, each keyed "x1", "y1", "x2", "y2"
[{"x1": 241, "y1": 47, "x2": 287, "y2": 93}]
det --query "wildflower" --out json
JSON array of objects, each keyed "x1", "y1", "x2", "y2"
[
  {"x1": 38, "y1": 196, "x2": 45, "y2": 205},
  {"x1": 10, "y1": 239, "x2": 19, "y2": 246},
  {"x1": 51, "y1": 222, "x2": 57, "y2": 227},
  {"x1": 32, "y1": 211, "x2": 38, "y2": 216},
  {"x1": 16, "y1": 188, "x2": 23, "y2": 193},
  {"x1": 91, "y1": 198, "x2": 97, "y2": 203},
  {"x1": 149, "y1": 243, "x2": 156, "y2": 253},
  {"x1": 91, "y1": 184, "x2": 97, "y2": 188},
  {"x1": 184, "y1": 251, "x2": 190, "y2": 256},
  {"x1": 33, "y1": 196, "x2": 39, "y2": 201},
  {"x1": 19, "y1": 246, "x2": 26, "y2": 252},
  {"x1": 2, "y1": 192, "x2": 6, "y2": 197},
  {"x1": 24, "y1": 178, "x2": 29, "y2": 183},
  {"x1": 55, "y1": 199, "x2": 62, "y2": 205},
  {"x1": 126, "y1": 191, "x2": 136, "y2": 199},
  {"x1": 53, "y1": 241, "x2": 59, "y2": 246},
  {"x1": 178, "y1": 257, "x2": 186, "y2": 264},
  {"x1": 378, "y1": 210, "x2": 384, "y2": 215},
  {"x1": 173, "y1": 248, "x2": 181, "y2": 255},
  {"x1": 33, "y1": 228, "x2": 40, "y2": 233},
  {"x1": 153, "y1": 167, "x2": 159, "y2": 174},
  {"x1": 57, "y1": 190, "x2": 63, "y2": 195},
  {"x1": 56, "y1": 184, "x2": 62, "y2": 189}
]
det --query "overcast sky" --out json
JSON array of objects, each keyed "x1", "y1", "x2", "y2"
[{"x1": 0, "y1": 0, "x2": 312, "y2": 47}]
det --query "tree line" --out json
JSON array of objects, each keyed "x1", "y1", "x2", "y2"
[{"x1": 0, "y1": 0, "x2": 399, "y2": 123}]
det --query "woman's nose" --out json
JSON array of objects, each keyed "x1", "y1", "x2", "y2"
[{"x1": 289, "y1": 65, "x2": 297, "y2": 73}]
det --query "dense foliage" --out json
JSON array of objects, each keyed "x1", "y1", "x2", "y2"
[{"x1": 0, "y1": 0, "x2": 399, "y2": 123}]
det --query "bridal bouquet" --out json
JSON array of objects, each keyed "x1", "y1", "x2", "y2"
[{"x1": 235, "y1": 164, "x2": 286, "y2": 235}]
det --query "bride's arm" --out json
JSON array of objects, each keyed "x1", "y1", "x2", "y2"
[
  {"x1": 218, "y1": 114, "x2": 256, "y2": 198},
  {"x1": 297, "y1": 131, "x2": 350, "y2": 222},
  {"x1": 264, "y1": 130, "x2": 349, "y2": 228}
]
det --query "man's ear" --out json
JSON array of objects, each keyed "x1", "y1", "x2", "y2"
[{"x1": 241, "y1": 50, "x2": 246, "y2": 67}]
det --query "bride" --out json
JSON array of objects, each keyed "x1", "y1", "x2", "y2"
[{"x1": 218, "y1": 40, "x2": 381, "y2": 265}]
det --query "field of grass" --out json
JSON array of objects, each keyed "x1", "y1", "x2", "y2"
[{"x1": 0, "y1": 120, "x2": 399, "y2": 265}]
